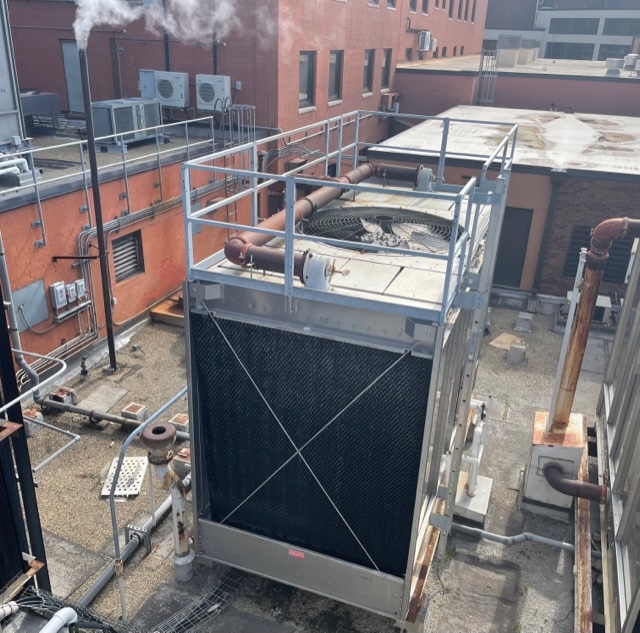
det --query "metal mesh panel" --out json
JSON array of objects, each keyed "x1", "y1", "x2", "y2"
[{"x1": 191, "y1": 314, "x2": 432, "y2": 577}]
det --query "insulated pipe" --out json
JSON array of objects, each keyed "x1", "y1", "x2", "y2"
[
  {"x1": 543, "y1": 463, "x2": 609, "y2": 504},
  {"x1": 77, "y1": 473, "x2": 192, "y2": 607},
  {"x1": 39, "y1": 607, "x2": 77, "y2": 633},
  {"x1": 452, "y1": 522, "x2": 602, "y2": 559},
  {"x1": 0, "y1": 231, "x2": 41, "y2": 398},
  {"x1": 0, "y1": 157, "x2": 29, "y2": 173},
  {"x1": 552, "y1": 217, "x2": 640, "y2": 426},
  {"x1": 223, "y1": 163, "x2": 378, "y2": 277}
]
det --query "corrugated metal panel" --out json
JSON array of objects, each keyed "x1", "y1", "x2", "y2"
[{"x1": 113, "y1": 232, "x2": 143, "y2": 282}]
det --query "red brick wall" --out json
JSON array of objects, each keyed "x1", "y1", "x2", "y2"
[
  {"x1": 485, "y1": 0, "x2": 537, "y2": 31},
  {"x1": 538, "y1": 178, "x2": 640, "y2": 296}
]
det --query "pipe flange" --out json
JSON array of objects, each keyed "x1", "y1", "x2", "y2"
[
  {"x1": 148, "y1": 450, "x2": 174, "y2": 465},
  {"x1": 141, "y1": 423, "x2": 176, "y2": 457}
]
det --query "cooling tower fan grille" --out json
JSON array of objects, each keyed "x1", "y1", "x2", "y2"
[{"x1": 301, "y1": 207, "x2": 461, "y2": 253}]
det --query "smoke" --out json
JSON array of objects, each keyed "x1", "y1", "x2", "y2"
[{"x1": 73, "y1": 0, "x2": 239, "y2": 50}]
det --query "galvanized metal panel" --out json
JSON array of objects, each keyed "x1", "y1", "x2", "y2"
[
  {"x1": 101, "y1": 456, "x2": 147, "y2": 498},
  {"x1": 12, "y1": 279, "x2": 49, "y2": 333},
  {"x1": 197, "y1": 519, "x2": 405, "y2": 619}
]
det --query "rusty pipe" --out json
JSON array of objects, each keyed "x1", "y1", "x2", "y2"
[
  {"x1": 224, "y1": 163, "x2": 381, "y2": 278},
  {"x1": 543, "y1": 463, "x2": 609, "y2": 504},
  {"x1": 552, "y1": 217, "x2": 640, "y2": 426}
]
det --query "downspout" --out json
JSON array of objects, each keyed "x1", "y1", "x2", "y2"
[
  {"x1": 223, "y1": 162, "x2": 420, "y2": 279},
  {"x1": 0, "y1": 231, "x2": 40, "y2": 399}
]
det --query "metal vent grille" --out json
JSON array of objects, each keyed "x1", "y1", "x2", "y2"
[
  {"x1": 113, "y1": 231, "x2": 144, "y2": 282},
  {"x1": 198, "y1": 82, "x2": 216, "y2": 103},
  {"x1": 157, "y1": 79, "x2": 175, "y2": 99},
  {"x1": 192, "y1": 314, "x2": 432, "y2": 577},
  {"x1": 301, "y1": 207, "x2": 461, "y2": 253}
]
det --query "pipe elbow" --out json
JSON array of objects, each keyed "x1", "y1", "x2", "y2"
[
  {"x1": 544, "y1": 463, "x2": 609, "y2": 505},
  {"x1": 591, "y1": 217, "x2": 629, "y2": 252},
  {"x1": 224, "y1": 236, "x2": 249, "y2": 265}
]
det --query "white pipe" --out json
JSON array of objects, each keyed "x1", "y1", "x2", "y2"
[
  {"x1": 39, "y1": 607, "x2": 77, "y2": 633},
  {"x1": 0, "y1": 166, "x2": 19, "y2": 177},
  {"x1": 153, "y1": 462, "x2": 190, "y2": 558},
  {"x1": 0, "y1": 157, "x2": 28, "y2": 172},
  {"x1": 547, "y1": 248, "x2": 587, "y2": 432},
  {"x1": 462, "y1": 401, "x2": 487, "y2": 497},
  {"x1": 0, "y1": 602, "x2": 18, "y2": 621}
]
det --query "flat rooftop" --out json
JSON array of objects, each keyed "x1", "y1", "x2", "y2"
[
  {"x1": 372, "y1": 105, "x2": 640, "y2": 177},
  {"x1": 397, "y1": 54, "x2": 640, "y2": 80}
]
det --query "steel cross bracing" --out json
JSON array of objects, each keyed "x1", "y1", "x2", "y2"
[{"x1": 202, "y1": 302, "x2": 416, "y2": 572}]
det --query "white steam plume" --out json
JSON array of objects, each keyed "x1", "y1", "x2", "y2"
[{"x1": 73, "y1": 0, "x2": 239, "y2": 50}]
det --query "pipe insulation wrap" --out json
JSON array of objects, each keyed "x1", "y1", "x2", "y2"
[
  {"x1": 39, "y1": 607, "x2": 77, "y2": 633},
  {"x1": 0, "y1": 602, "x2": 19, "y2": 620}
]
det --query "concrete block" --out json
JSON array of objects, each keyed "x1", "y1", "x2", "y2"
[
  {"x1": 173, "y1": 447, "x2": 191, "y2": 480},
  {"x1": 455, "y1": 471, "x2": 493, "y2": 525},
  {"x1": 121, "y1": 402, "x2": 148, "y2": 422},
  {"x1": 514, "y1": 311, "x2": 533, "y2": 333},
  {"x1": 168, "y1": 413, "x2": 189, "y2": 433},
  {"x1": 22, "y1": 406, "x2": 43, "y2": 437},
  {"x1": 506, "y1": 341, "x2": 527, "y2": 365},
  {"x1": 49, "y1": 386, "x2": 77, "y2": 405}
]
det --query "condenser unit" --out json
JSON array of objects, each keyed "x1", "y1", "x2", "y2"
[
  {"x1": 91, "y1": 98, "x2": 161, "y2": 147},
  {"x1": 139, "y1": 69, "x2": 190, "y2": 108},
  {"x1": 196, "y1": 74, "x2": 231, "y2": 111},
  {"x1": 418, "y1": 30, "x2": 432, "y2": 52}
]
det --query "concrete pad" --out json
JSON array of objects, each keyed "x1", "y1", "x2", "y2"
[
  {"x1": 434, "y1": 553, "x2": 520, "y2": 633},
  {"x1": 76, "y1": 384, "x2": 128, "y2": 412},
  {"x1": 42, "y1": 529, "x2": 110, "y2": 599},
  {"x1": 455, "y1": 472, "x2": 493, "y2": 524},
  {"x1": 514, "y1": 312, "x2": 533, "y2": 333},
  {"x1": 489, "y1": 332, "x2": 522, "y2": 351}
]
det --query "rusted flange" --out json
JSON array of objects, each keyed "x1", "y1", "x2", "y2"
[{"x1": 141, "y1": 423, "x2": 176, "y2": 462}]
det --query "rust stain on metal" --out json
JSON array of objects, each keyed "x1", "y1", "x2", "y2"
[
  {"x1": 533, "y1": 411, "x2": 583, "y2": 448},
  {"x1": 0, "y1": 421, "x2": 22, "y2": 443},
  {"x1": 575, "y1": 435, "x2": 593, "y2": 633}
]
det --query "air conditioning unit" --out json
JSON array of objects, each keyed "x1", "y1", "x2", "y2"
[
  {"x1": 196, "y1": 74, "x2": 232, "y2": 112},
  {"x1": 91, "y1": 98, "x2": 162, "y2": 147},
  {"x1": 431, "y1": 37, "x2": 438, "y2": 52},
  {"x1": 418, "y1": 30, "x2": 432, "y2": 52},
  {"x1": 139, "y1": 69, "x2": 190, "y2": 108}
]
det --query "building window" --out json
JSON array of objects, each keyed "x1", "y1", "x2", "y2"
[
  {"x1": 387, "y1": 0, "x2": 396, "y2": 7},
  {"x1": 410, "y1": 0, "x2": 417, "y2": 10},
  {"x1": 603, "y1": 18, "x2": 640, "y2": 36},
  {"x1": 442, "y1": 0, "x2": 446, "y2": 8},
  {"x1": 433, "y1": 47, "x2": 438, "y2": 58},
  {"x1": 113, "y1": 231, "x2": 144, "y2": 282},
  {"x1": 545, "y1": 42, "x2": 594, "y2": 60},
  {"x1": 369, "y1": 0, "x2": 379, "y2": 5},
  {"x1": 381, "y1": 49, "x2": 392, "y2": 89},
  {"x1": 449, "y1": 0, "x2": 454, "y2": 17},
  {"x1": 457, "y1": 0, "x2": 463, "y2": 19},
  {"x1": 442, "y1": 46, "x2": 447, "y2": 57},
  {"x1": 549, "y1": 18, "x2": 599, "y2": 35},
  {"x1": 563, "y1": 224, "x2": 633, "y2": 284},
  {"x1": 422, "y1": 0, "x2": 428, "y2": 13},
  {"x1": 299, "y1": 51, "x2": 316, "y2": 108},
  {"x1": 598, "y1": 43, "x2": 631, "y2": 60},
  {"x1": 328, "y1": 50, "x2": 343, "y2": 101},
  {"x1": 363, "y1": 49, "x2": 375, "y2": 93},
  {"x1": 453, "y1": 46, "x2": 457, "y2": 56},
  {"x1": 471, "y1": 0, "x2": 476, "y2": 21},
  {"x1": 460, "y1": 45, "x2": 464, "y2": 55},
  {"x1": 406, "y1": 47, "x2": 413, "y2": 61},
  {"x1": 464, "y1": 0, "x2": 469, "y2": 20}
]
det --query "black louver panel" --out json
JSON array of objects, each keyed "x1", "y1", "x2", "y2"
[{"x1": 192, "y1": 314, "x2": 432, "y2": 578}]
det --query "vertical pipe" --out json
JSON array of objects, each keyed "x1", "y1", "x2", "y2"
[
  {"x1": 437, "y1": 118, "x2": 449, "y2": 184},
  {"x1": 547, "y1": 249, "x2": 587, "y2": 432},
  {"x1": 78, "y1": 48, "x2": 117, "y2": 373},
  {"x1": 0, "y1": 283, "x2": 51, "y2": 591}
]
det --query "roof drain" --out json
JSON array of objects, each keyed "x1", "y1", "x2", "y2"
[{"x1": 223, "y1": 163, "x2": 422, "y2": 287}]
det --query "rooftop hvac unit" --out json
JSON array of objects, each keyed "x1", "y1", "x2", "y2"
[
  {"x1": 91, "y1": 98, "x2": 161, "y2": 147},
  {"x1": 430, "y1": 37, "x2": 438, "y2": 53},
  {"x1": 196, "y1": 74, "x2": 232, "y2": 111},
  {"x1": 139, "y1": 69, "x2": 190, "y2": 108},
  {"x1": 418, "y1": 30, "x2": 432, "y2": 52}
]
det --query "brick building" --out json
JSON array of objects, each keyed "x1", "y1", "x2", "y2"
[
  {"x1": 7, "y1": 0, "x2": 488, "y2": 137},
  {"x1": 370, "y1": 105, "x2": 640, "y2": 301}
]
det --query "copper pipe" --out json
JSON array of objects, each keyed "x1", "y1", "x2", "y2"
[
  {"x1": 543, "y1": 463, "x2": 608, "y2": 504},
  {"x1": 223, "y1": 163, "x2": 378, "y2": 280},
  {"x1": 553, "y1": 217, "x2": 640, "y2": 426}
]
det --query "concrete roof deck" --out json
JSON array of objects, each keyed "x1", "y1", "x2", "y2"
[
  {"x1": 372, "y1": 105, "x2": 640, "y2": 177},
  {"x1": 397, "y1": 54, "x2": 640, "y2": 80}
]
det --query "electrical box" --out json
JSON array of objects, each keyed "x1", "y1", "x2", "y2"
[
  {"x1": 50, "y1": 282, "x2": 67, "y2": 310},
  {"x1": 196, "y1": 74, "x2": 232, "y2": 112},
  {"x1": 65, "y1": 283, "x2": 77, "y2": 303},
  {"x1": 418, "y1": 31, "x2": 432, "y2": 52},
  {"x1": 75, "y1": 279, "x2": 87, "y2": 300}
]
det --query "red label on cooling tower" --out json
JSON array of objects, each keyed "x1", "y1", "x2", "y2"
[{"x1": 288, "y1": 549, "x2": 305, "y2": 559}]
